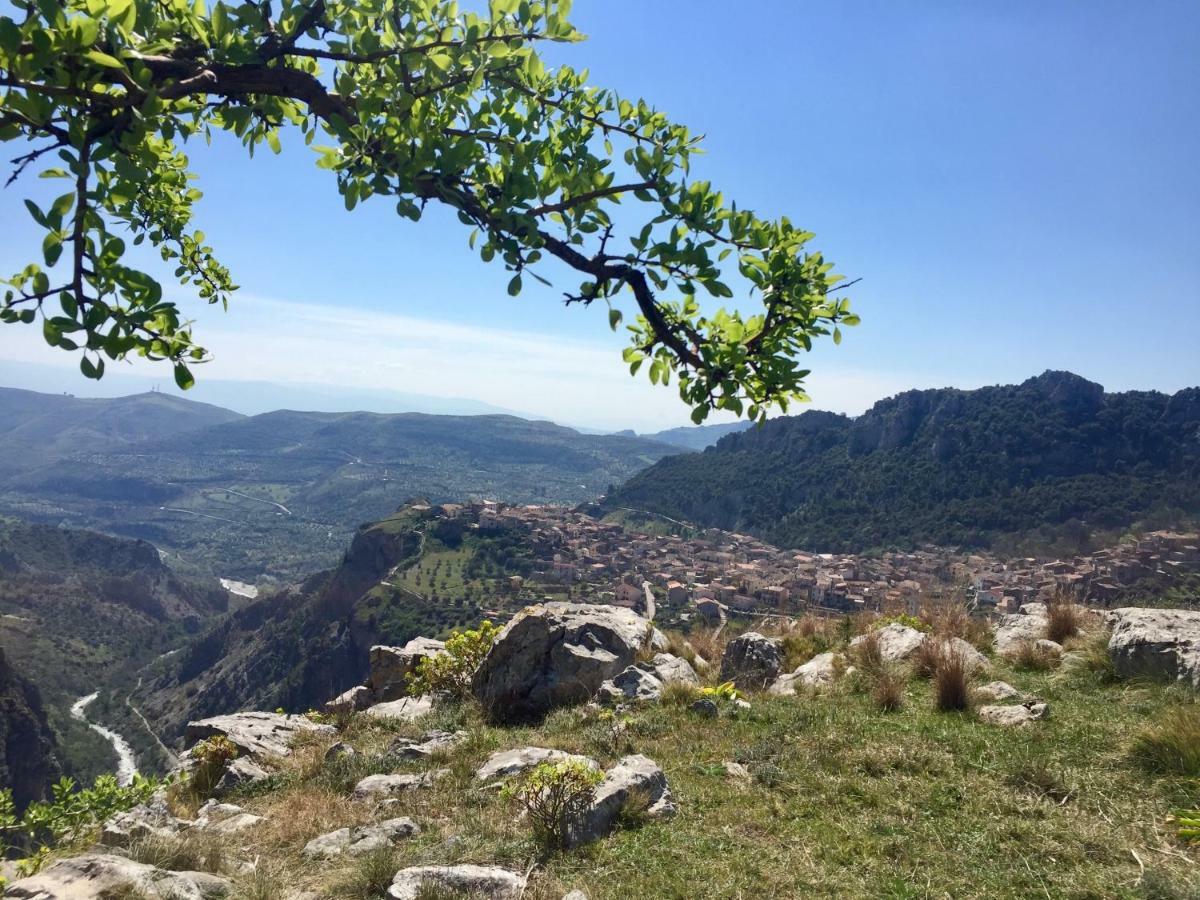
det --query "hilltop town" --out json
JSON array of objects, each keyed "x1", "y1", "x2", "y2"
[{"x1": 421, "y1": 501, "x2": 1200, "y2": 626}]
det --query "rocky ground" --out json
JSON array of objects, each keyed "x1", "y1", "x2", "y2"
[{"x1": 5, "y1": 602, "x2": 1199, "y2": 899}]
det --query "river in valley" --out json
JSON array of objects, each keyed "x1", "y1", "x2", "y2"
[{"x1": 70, "y1": 692, "x2": 138, "y2": 786}]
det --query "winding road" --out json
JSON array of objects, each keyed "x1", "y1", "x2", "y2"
[{"x1": 70, "y1": 693, "x2": 138, "y2": 786}]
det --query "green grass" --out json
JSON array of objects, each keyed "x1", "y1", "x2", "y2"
[{"x1": 198, "y1": 653, "x2": 1200, "y2": 899}]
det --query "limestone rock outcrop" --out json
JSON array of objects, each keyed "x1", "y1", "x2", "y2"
[
  {"x1": 472, "y1": 603, "x2": 660, "y2": 722},
  {"x1": 719, "y1": 632, "x2": 782, "y2": 691}
]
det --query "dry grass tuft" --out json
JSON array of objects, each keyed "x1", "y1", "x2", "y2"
[
  {"x1": 659, "y1": 680, "x2": 702, "y2": 707},
  {"x1": 331, "y1": 846, "x2": 402, "y2": 900},
  {"x1": 1045, "y1": 599, "x2": 1083, "y2": 645},
  {"x1": 850, "y1": 630, "x2": 884, "y2": 677},
  {"x1": 686, "y1": 627, "x2": 730, "y2": 680},
  {"x1": 251, "y1": 783, "x2": 373, "y2": 851},
  {"x1": 125, "y1": 831, "x2": 227, "y2": 874},
  {"x1": 1130, "y1": 705, "x2": 1200, "y2": 776},
  {"x1": 933, "y1": 646, "x2": 971, "y2": 712},
  {"x1": 1011, "y1": 640, "x2": 1059, "y2": 672},
  {"x1": 912, "y1": 638, "x2": 943, "y2": 679},
  {"x1": 871, "y1": 665, "x2": 907, "y2": 712}
]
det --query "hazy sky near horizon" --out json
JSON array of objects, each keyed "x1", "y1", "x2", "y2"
[{"x1": 1, "y1": 1, "x2": 1197, "y2": 430}]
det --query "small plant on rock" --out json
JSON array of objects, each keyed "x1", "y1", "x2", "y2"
[
  {"x1": 502, "y1": 759, "x2": 603, "y2": 851},
  {"x1": 190, "y1": 735, "x2": 239, "y2": 796},
  {"x1": 407, "y1": 620, "x2": 500, "y2": 701}
]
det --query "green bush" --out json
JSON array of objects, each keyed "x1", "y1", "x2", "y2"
[
  {"x1": 502, "y1": 759, "x2": 603, "y2": 851},
  {"x1": 0, "y1": 774, "x2": 161, "y2": 875},
  {"x1": 407, "y1": 620, "x2": 500, "y2": 701}
]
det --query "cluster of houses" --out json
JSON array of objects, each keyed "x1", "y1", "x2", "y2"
[
  {"x1": 430, "y1": 501, "x2": 1199, "y2": 623},
  {"x1": 966, "y1": 530, "x2": 1200, "y2": 613}
]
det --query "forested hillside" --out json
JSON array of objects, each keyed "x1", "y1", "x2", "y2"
[
  {"x1": 605, "y1": 372, "x2": 1200, "y2": 553},
  {"x1": 0, "y1": 389, "x2": 679, "y2": 582}
]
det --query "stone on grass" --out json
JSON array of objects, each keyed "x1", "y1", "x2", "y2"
[
  {"x1": 851, "y1": 624, "x2": 927, "y2": 661},
  {"x1": 99, "y1": 800, "x2": 187, "y2": 847},
  {"x1": 723, "y1": 761, "x2": 751, "y2": 781},
  {"x1": 932, "y1": 636, "x2": 990, "y2": 672},
  {"x1": 324, "y1": 741, "x2": 357, "y2": 762},
  {"x1": 5, "y1": 854, "x2": 231, "y2": 900},
  {"x1": 565, "y1": 754, "x2": 675, "y2": 848},
  {"x1": 388, "y1": 864, "x2": 526, "y2": 899},
  {"x1": 596, "y1": 653, "x2": 698, "y2": 705},
  {"x1": 472, "y1": 603, "x2": 659, "y2": 722},
  {"x1": 719, "y1": 632, "x2": 783, "y2": 691},
  {"x1": 474, "y1": 747, "x2": 598, "y2": 782},
  {"x1": 1035, "y1": 638, "x2": 1064, "y2": 656},
  {"x1": 389, "y1": 730, "x2": 466, "y2": 759},
  {"x1": 1107, "y1": 607, "x2": 1200, "y2": 689},
  {"x1": 368, "y1": 638, "x2": 447, "y2": 701},
  {"x1": 324, "y1": 685, "x2": 373, "y2": 716},
  {"x1": 974, "y1": 681, "x2": 1023, "y2": 702},
  {"x1": 302, "y1": 817, "x2": 419, "y2": 859},
  {"x1": 212, "y1": 756, "x2": 271, "y2": 797},
  {"x1": 185, "y1": 711, "x2": 334, "y2": 760},
  {"x1": 364, "y1": 695, "x2": 433, "y2": 723},
  {"x1": 351, "y1": 770, "x2": 449, "y2": 800},
  {"x1": 769, "y1": 651, "x2": 846, "y2": 695},
  {"x1": 994, "y1": 613, "x2": 1048, "y2": 655},
  {"x1": 979, "y1": 702, "x2": 1049, "y2": 727},
  {"x1": 689, "y1": 697, "x2": 719, "y2": 717}
]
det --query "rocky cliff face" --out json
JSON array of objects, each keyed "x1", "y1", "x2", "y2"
[
  {"x1": 136, "y1": 508, "x2": 430, "y2": 743},
  {"x1": 0, "y1": 647, "x2": 61, "y2": 809},
  {"x1": 605, "y1": 371, "x2": 1200, "y2": 552}
]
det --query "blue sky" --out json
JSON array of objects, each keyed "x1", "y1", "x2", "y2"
[{"x1": 2, "y1": 0, "x2": 1197, "y2": 430}]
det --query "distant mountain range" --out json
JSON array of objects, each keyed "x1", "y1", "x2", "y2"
[
  {"x1": 0, "y1": 386, "x2": 685, "y2": 581},
  {"x1": 621, "y1": 421, "x2": 754, "y2": 451},
  {"x1": 604, "y1": 371, "x2": 1200, "y2": 554}
]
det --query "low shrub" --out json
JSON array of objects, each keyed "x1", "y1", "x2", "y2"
[
  {"x1": 699, "y1": 681, "x2": 740, "y2": 702},
  {"x1": 0, "y1": 774, "x2": 161, "y2": 873},
  {"x1": 1131, "y1": 706, "x2": 1200, "y2": 776},
  {"x1": 407, "y1": 619, "x2": 500, "y2": 700},
  {"x1": 502, "y1": 759, "x2": 603, "y2": 851},
  {"x1": 933, "y1": 647, "x2": 971, "y2": 712}
]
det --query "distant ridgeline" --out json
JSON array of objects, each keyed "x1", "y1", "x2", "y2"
[
  {"x1": 604, "y1": 372, "x2": 1200, "y2": 554},
  {"x1": 0, "y1": 387, "x2": 681, "y2": 582}
]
